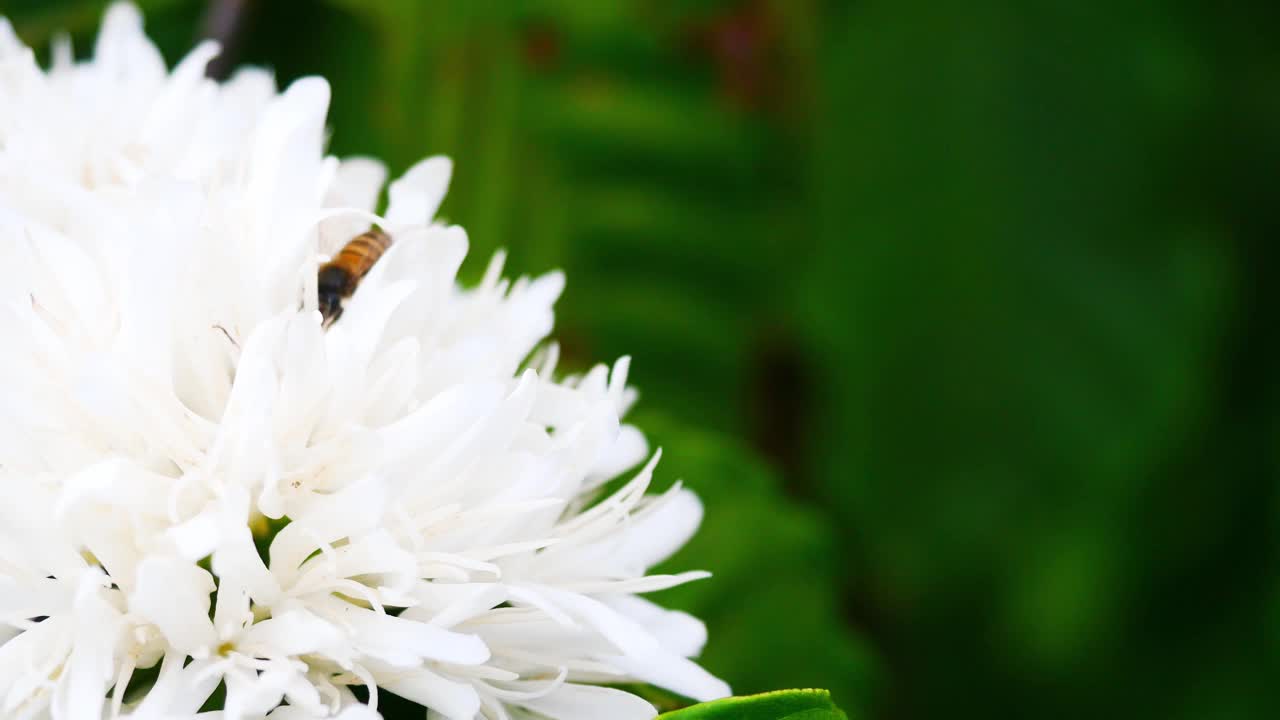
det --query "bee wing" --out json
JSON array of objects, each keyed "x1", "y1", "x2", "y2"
[{"x1": 319, "y1": 156, "x2": 387, "y2": 257}]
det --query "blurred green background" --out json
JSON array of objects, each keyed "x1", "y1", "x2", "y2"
[{"x1": 7, "y1": 0, "x2": 1280, "y2": 717}]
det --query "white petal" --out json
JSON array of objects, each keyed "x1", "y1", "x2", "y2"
[
  {"x1": 311, "y1": 596, "x2": 489, "y2": 667},
  {"x1": 586, "y1": 424, "x2": 648, "y2": 487},
  {"x1": 94, "y1": 1, "x2": 166, "y2": 84},
  {"x1": 401, "y1": 584, "x2": 506, "y2": 629},
  {"x1": 51, "y1": 572, "x2": 121, "y2": 720},
  {"x1": 319, "y1": 156, "x2": 388, "y2": 255},
  {"x1": 0, "y1": 18, "x2": 23, "y2": 59},
  {"x1": 168, "y1": 511, "x2": 223, "y2": 561},
  {"x1": 606, "y1": 595, "x2": 708, "y2": 657},
  {"x1": 329, "y1": 157, "x2": 387, "y2": 213},
  {"x1": 519, "y1": 684, "x2": 655, "y2": 720},
  {"x1": 615, "y1": 488, "x2": 705, "y2": 570},
  {"x1": 609, "y1": 652, "x2": 731, "y2": 704},
  {"x1": 0, "y1": 616, "x2": 72, "y2": 717},
  {"x1": 240, "y1": 609, "x2": 345, "y2": 657},
  {"x1": 334, "y1": 707, "x2": 383, "y2": 720},
  {"x1": 268, "y1": 705, "x2": 381, "y2": 720},
  {"x1": 380, "y1": 668, "x2": 479, "y2": 720},
  {"x1": 384, "y1": 156, "x2": 452, "y2": 228},
  {"x1": 127, "y1": 654, "x2": 222, "y2": 719},
  {"x1": 0, "y1": 576, "x2": 70, "y2": 624},
  {"x1": 142, "y1": 40, "x2": 220, "y2": 140},
  {"x1": 129, "y1": 557, "x2": 217, "y2": 653},
  {"x1": 268, "y1": 476, "x2": 387, "y2": 584},
  {"x1": 518, "y1": 585, "x2": 660, "y2": 658},
  {"x1": 376, "y1": 381, "x2": 505, "y2": 467}
]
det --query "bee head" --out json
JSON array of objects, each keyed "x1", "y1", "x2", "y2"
[{"x1": 317, "y1": 265, "x2": 350, "y2": 327}]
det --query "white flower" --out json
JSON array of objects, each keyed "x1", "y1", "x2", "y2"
[{"x1": 0, "y1": 4, "x2": 730, "y2": 719}]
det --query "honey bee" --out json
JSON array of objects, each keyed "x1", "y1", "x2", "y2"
[{"x1": 318, "y1": 228, "x2": 394, "y2": 327}]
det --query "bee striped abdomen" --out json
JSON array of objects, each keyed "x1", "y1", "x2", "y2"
[
  {"x1": 330, "y1": 229, "x2": 393, "y2": 285},
  {"x1": 318, "y1": 228, "x2": 394, "y2": 327}
]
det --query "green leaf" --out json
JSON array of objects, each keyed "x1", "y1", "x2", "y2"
[{"x1": 657, "y1": 689, "x2": 847, "y2": 720}]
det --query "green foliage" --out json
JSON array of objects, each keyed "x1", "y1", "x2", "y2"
[
  {"x1": 804, "y1": 2, "x2": 1280, "y2": 717},
  {"x1": 657, "y1": 689, "x2": 847, "y2": 720}
]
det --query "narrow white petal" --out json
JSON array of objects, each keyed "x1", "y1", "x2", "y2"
[
  {"x1": 381, "y1": 668, "x2": 479, "y2": 720},
  {"x1": 312, "y1": 596, "x2": 489, "y2": 667},
  {"x1": 610, "y1": 652, "x2": 731, "y2": 703},
  {"x1": 518, "y1": 684, "x2": 655, "y2": 720},
  {"x1": 518, "y1": 585, "x2": 660, "y2": 658}
]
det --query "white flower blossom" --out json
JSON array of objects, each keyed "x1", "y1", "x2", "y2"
[{"x1": 0, "y1": 4, "x2": 730, "y2": 719}]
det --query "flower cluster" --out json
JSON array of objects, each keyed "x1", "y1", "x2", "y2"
[{"x1": 0, "y1": 4, "x2": 728, "y2": 719}]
